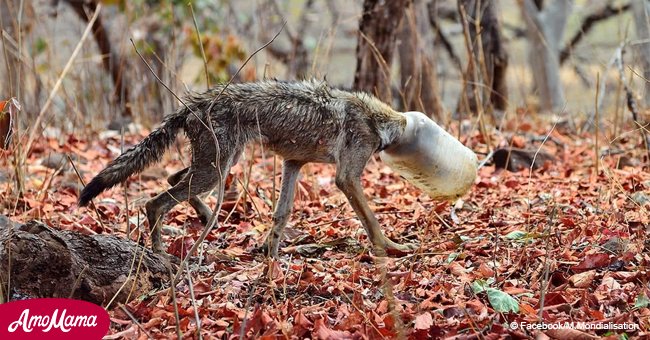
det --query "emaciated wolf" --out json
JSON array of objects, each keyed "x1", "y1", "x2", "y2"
[{"x1": 78, "y1": 80, "x2": 478, "y2": 257}]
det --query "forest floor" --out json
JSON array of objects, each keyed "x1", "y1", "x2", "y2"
[{"x1": 1, "y1": 116, "x2": 649, "y2": 339}]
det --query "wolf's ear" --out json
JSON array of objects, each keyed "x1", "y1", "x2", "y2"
[{"x1": 380, "y1": 111, "x2": 477, "y2": 200}]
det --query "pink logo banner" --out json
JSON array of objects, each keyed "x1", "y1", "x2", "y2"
[{"x1": 0, "y1": 298, "x2": 110, "y2": 339}]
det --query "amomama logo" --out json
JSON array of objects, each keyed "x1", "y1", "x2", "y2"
[{"x1": 0, "y1": 298, "x2": 110, "y2": 339}]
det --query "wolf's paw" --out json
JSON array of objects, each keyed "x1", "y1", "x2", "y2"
[
  {"x1": 162, "y1": 225, "x2": 183, "y2": 236},
  {"x1": 379, "y1": 239, "x2": 419, "y2": 256}
]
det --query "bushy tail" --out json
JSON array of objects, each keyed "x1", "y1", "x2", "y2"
[{"x1": 78, "y1": 107, "x2": 189, "y2": 206}]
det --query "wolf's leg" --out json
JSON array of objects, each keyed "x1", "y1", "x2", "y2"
[
  {"x1": 147, "y1": 154, "x2": 231, "y2": 253},
  {"x1": 262, "y1": 160, "x2": 304, "y2": 258},
  {"x1": 335, "y1": 147, "x2": 417, "y2": 256},
  {"x1": 168, "y1": 168, "x2": 212, "y2": 224}
]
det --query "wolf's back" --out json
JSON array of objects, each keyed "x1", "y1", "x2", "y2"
[{"x1": 78, "y1": 106, "x2": 189, "y2": 206}]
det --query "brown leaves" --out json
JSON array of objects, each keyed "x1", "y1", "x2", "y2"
[
  {"x1": 3, "y1": 118, "x2": 649, "y2": 338},
  {"x1": 413, "y1": 312, "x2": 433, "y2": 330},
  {"x1": 313, "y1": 318, "x2": 357, "y2": 339},
  {"x1": 571, "y1": 253, "x2": 611, "y2": 272},
  {"x1": 569, "y1": 270, "x2": 597, "y2": 288}
]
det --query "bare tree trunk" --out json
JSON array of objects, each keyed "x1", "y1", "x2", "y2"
[
  {"x1": 354, "y1": 0, "x2": 412, "y2": 103},
  {"x1": 65, "y1": 0, "x2": 132, "y2": 120},
  {"x1": 520, "y1": 0, "x2": 573, "y2": 112},
  {"x1": 632, "y1": 0, "x2": 650, "y2": 107},
  {"x1": 0, "y1": 0, "x2": 36, "y2": 115},
  {"x1": 456, "y1": 0, "x2": 509, "y2": 115},
  {"x1": 0, "y1": 1, "x2": 21, "y2": 102},
  {"x1": 398, "y1": 0, "x2": 444, "y2": 119},
  {"x1": 560, "y1": 3, "x2": 631, "y2": 65},
  {"x1": 261, "y1": 0, "x2": 313, "y2": 79}
]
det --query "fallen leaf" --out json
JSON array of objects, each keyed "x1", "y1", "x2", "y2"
[
  {"x1": 569, "y1": 270, "x2": 596, "y2": 288},
  {"x1": 571, "y1": 253, "x2": 610, "y2": 272},
  {"x1": 414, "y1": 312, "x2": 433, "y2": 330}
]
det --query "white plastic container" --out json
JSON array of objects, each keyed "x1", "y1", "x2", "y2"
[{"x1": 380, "y1": 111, "x2": 478, "y2": 200}]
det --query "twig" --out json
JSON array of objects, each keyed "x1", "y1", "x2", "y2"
[
  {"x1": 477, "y1": 149, "x2": 495, "y2": 169},
  {"x1": 595, "y1": 72, "x2": 600, "y2": 175},
  {"x1": 537, "y1": 206, "x2": 557, "y2": 321},
  {"x1": 24, "y1": 4, "x2": 102, "y2": 156},
  {"x1": 67, "y1": 155, "x2": 106, "y2": 232},
  {"x1": 614, "y1": 44, "x2": 650, "y2": 160},
  {"x1": 123, "y1": 231, "x2": 146, "y2": 305},
  {"x1": 118, "y1": 304, "x2": 155, "y2": 340},
  {"x1": 68, "y1": 265, "x2": 88, "y2": 298},
  {"x1": 120, "y1": 127, "x2": 130, "y2": 237},
  {"x1": 560, "y1": 3, "x2": 631, "y2": 64},
  {"x1": 104, "y1": 236, "x2": 147, "y2": 310},
  {"x1": 460, "y1": 305, "x2": 485, "y2": 340},
  {"x1": 458, "y1": 4, "x2": 492, "y2": 151},
  {"x1": 357, "y1": 31, "x2": 393, "y2": 98},
  {"x1": 525, "y1": 120, "x2": 558, "y2": 231},
  {"x1": 239, "y1": 264, "x2": 264, "y2": 340},
  {"x1": 129, "y1": 39, "x2": 208, "y2": 132},
  {"x1": 185, "y1": 262, "x2": 202, "y2": 340},
  {"x1": 166, "y1": 263, "x2": 182, "y2": 340},
  {"x1": 189, "y1": 3, "x2": 210, "y2": 90}
]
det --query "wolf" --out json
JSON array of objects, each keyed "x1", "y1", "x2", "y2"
[{"x1": 78, "y1": 79, "x2": 477, "y2": 257}]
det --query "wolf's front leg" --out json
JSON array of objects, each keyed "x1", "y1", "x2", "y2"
[
  {"x1": 262, "y1": 160, "x2": 305, "y2": 258},
  {"x1": 335, "y1": 148, "x2": 418, "y2": 256}
]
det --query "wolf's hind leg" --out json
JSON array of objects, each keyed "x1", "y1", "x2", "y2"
[
  {"x1": 262, "y1": 160, "x2": 304, "y2": 258},
  {"x1": 168, "y1": 168, "x2": 212, "y2": 224},
  {"x1": 147, "y1": 161, "x2": 228, "y2": 253}
]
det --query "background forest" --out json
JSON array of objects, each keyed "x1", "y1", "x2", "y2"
[{"x1": 0, "y1": 0, "x2": 649, "y2": 338}]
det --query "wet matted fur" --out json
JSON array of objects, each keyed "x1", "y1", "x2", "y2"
[{"x1": 78, "y1": 79, "x2": 417, "y2": 256}]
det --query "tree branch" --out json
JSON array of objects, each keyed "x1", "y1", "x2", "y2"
[
  {"x1": 427, "y1": 1, "x2": 461, "y2": 70},
  {"x1": 560, "y1": 3, "x2": 631, "y2": 64}
]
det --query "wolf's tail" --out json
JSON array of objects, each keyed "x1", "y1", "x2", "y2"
[{"x1": 78, "y1": 106, "x2": 189, "y2": 207}]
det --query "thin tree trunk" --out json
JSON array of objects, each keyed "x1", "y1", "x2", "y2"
[
  {"x1": 0, "y1": 1, "x2": 21, "y2": 103},
  {"x1": 520, "y1": 0, "x2": 573, "y2": 112},
  {"x1": 632, "y1": 0, "x2": 650, "y2": 107},
  {"x1": 0, "y1": 0, "x2": 36, "y2": 115},
  {"x1": 456, "y1": 0, "x2": 508, "y2": 115},
  {"x1": 65, "y1": 0, "x2": 132, "y2": 119},
  {"x1": 354, "y1": 0, "x2": 412, "y2": 103},
  {"x1": 485, "y1": 3, "x2": 508, "y2": 112},
  {"x1": 398, "y1": 0, "x2": 444, "y2": 119}
]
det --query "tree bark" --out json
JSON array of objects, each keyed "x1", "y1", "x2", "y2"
[
  {"x1": 398, "y1": 0, "x2": 444, "y2": 119},
  {"x1": 0, "y1": 218, "x2": 172, "y2": 307},
  {"x1": 65, "y1": 0, "x2": 132, "y2": 119},
  {"x1": 0, "y1": 1, "x2": 22, "y2": 103},
  {"x1": 262, "y1": 0, "x2": 313, "y2": 79},
  {"x1": 457, "y1": 0, "x2": 509, "y2": 115},
  {"x1": 520, "y1": 0, "x2": 573, "y2": 112},
  {"x1": 632, "y1": 0, "x2": 650, "y2": 107},
  {"x1": 427, "y1": 0, "x2": 462, "y2": 71},
  {"x1": 354, "y1": 0, "x2": 412, "y2": 103}
]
